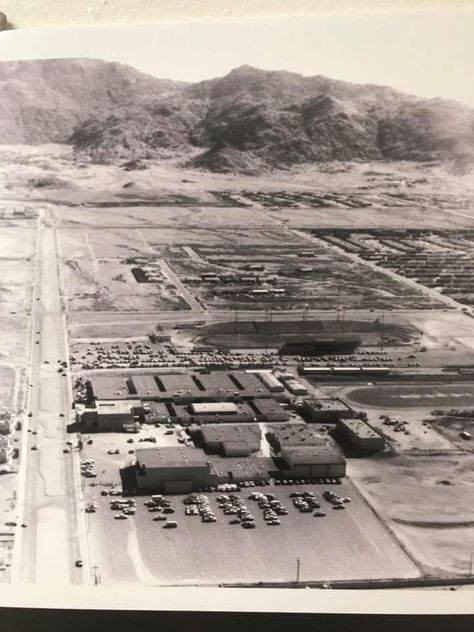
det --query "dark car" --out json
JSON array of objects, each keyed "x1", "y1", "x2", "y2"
[{"x1": 75, "y1": 560, "x2": 83, "y2": 568}]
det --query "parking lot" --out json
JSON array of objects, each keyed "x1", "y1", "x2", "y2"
[{"x1": 79, "y1": 450, "x2": 420, "y2": 585}]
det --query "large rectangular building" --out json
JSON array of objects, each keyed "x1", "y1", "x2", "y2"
[
  {"x1": 337, "y1": 418, "x2": 385, "y2": 453},
  {"x1": 129, "y1": 447, "x2": 214, "y2": 494},
  {"x1": 255, "y1": 372, "x2": 285, "y2": 393},
  {"x1": 301, "y1": 398, "x2": 357, "y2": 423},
  {"x1": 90, "y1": 370, "x2": 273, "y2": 404},
  {"x1": 198, "y1": 424, "x2": 261, "y2": 456},
  {"x1": 280, "y1": 445, "x2": 346, "y2": 478},
  {"x1": 248, "y1": 398, "x2": 290, "y2": 422},
  {"x1": 120, "y1": 447, "x2": 274, "y2": 493},
  {"x1": 266, "y1": 423, "x2": 328, "y2": 451},
  {"x1": 190, "y1": 402, "x2": 239, "y2": 416},
  {"x1": 80, "y1": 400, "x2": 142, "y2": 432}
]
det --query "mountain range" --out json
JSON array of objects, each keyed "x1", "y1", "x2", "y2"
[{"x1": 1, "y1": 58, "x2": 473, "y2": 173}]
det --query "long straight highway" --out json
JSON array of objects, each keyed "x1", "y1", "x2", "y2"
[{"x1": 11, "y1": 209, "x2": 90, "y2": 584}]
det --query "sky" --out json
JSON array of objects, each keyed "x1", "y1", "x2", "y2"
[{"x1": 1, "y1": 10, "x2": 474, "y2": 106}]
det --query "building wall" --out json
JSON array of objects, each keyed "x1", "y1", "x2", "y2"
[
  {"x1": 302, "y1": 400, "x2": 356, "y2": 423},
  {"x1": 82, "y1": 410, "x2": 134, "y2": 431},
  {"x1": 222, "y1": 441, "x2": 260, "y2": 456},
  {"x1": 285, "y1": 461, "x2": 346, "y2": 478},
  {"x1": 337, "y1": 419, "x2": 385, "y2": 452},
  {"x1": 135, "y1": 463, "x2": 213, "y2": 492}
]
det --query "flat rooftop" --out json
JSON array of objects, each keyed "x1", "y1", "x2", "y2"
[
  {"x1": 90, "y1": 371, "x2": 273, "y2": 402},
  {"x1": 95, "y1": 399, "x2": 136, "y2": 415},
  {"x1": 91, "y1": 375, "x2": 131, "y2": 400},
  {"x1": 209, "y1": 456, "x2": 274, "y2": 479},
  {"x1": 251, "y1": 399, "x2": 289, "y2": 418},
  {"x1": 136, "y1": 446, "x2": 209, "y2": 469},
  {"x1": 200, "y1": 424, "x2": 261, "y2": 444},
  {"x1": 131, "y1": 375, "x2": 162, "y2": 398},
  {"x1": 339, "y1": 418, "x2": 382, "y2": 440},
  {"x1": 282, "y1": 445, "x2": 346, "y2": 465},
  {"x1": 267, "y1": 423, "x2": 327, "y2": 446},
  {"x1": 191, "y1": 402, "x2": 239, "y2": 415},
  {"x1": 304, "y1": 398, "x2": 354, "y2": 412}
]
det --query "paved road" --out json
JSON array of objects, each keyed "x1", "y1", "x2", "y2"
[
  {"x1": 158, "y1": 258, "x2": 203, "y2": 313},
  {"x1": 11, "y1": 210, "x2": 90, "y2": 584}
]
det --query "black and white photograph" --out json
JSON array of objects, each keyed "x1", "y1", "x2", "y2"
[{"x1": 0, "y1": 8, "x2": 474, "y2": 609}]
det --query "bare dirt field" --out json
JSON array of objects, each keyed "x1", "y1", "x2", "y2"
[
  {"x1": 0, "y1": 365, "x2": 16, "y2": 407},
  {"x1": 54, "y1": 206, "x2": 282, "y2": 229},
  {"x1": 348, "y1": 454, "x2": 474, "y2": 576},
  {"x1": 61, "y1": 259, "x2": 189, "y2": 312},
  {"x1": 267, "y1": 206, "x2": 474, "y2": 229},
  {"x1": 0, "y1": 227, "x2": 35, "y2": 259},
  {"x1": 144, "y1": 227, "x2": 303, "y2": 247},
  {"x1": 0, "y1": 316, "x2": 28, "y2": 366},
  {"x1": 58, "y1": 228, "x2": 151, "y2": 259}
]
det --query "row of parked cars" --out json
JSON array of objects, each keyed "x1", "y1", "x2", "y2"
[
  {"x1": 145, "y1": 495, "x2": 178, "y2": 527},
  {"x1": 195, "y1": 478, "x2": 342, "y2": 494},
  {"x1": 290, "y1": 491, "x2": 326, "y2": 516},
  {"x1": 275, "y1": 478, "x2": 342, "y2": 486},
  {"x1": 182, "y1": 494, "x2": 216, "y2": 523},
  {"x1": 323, "y1": 490, "x2": 351, "y2": 510},
  {"x1": 216, "y1": 494, "x2": 256, "y2": 528},
  {"x1": 248, "y1": 492, "x2": 288, "y2": 526},
  {"x1": 111, "y1": 497, "x2": 136, "y2": 519}
]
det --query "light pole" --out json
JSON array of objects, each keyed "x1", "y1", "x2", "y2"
[
  {"x1": 92, "y1": 564, "x2": 100, "y2": 585},
  {"x1": 296, "y1": 557, "x2": 301, "y2": 583}
]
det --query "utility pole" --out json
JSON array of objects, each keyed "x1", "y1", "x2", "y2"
[
  {"x1": 296, "y1": 557, "x2": 301, "y2": 583},
  {"x1": 264, "y1": 307, "x2": 270, "y2": 353},
  {"x1": 469, "y1": 551, "x2": 473, "y2": 577},
  {"x1": 380, "y1": 310, "x2": 385, "y2": 351},
  {"x1": 302, "y1": 304, "x2": 309, "y2": 341},
  {"x1": 92, "y1": 564, "x2": 100, "y2": 585}
]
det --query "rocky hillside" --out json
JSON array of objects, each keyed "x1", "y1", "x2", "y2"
[
  {"x1": 1, "y1": 59, "x2": 473, "y2": 172},
  {"x1": 0, "y1": 58, "x2": 181, "y2": 145}
]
